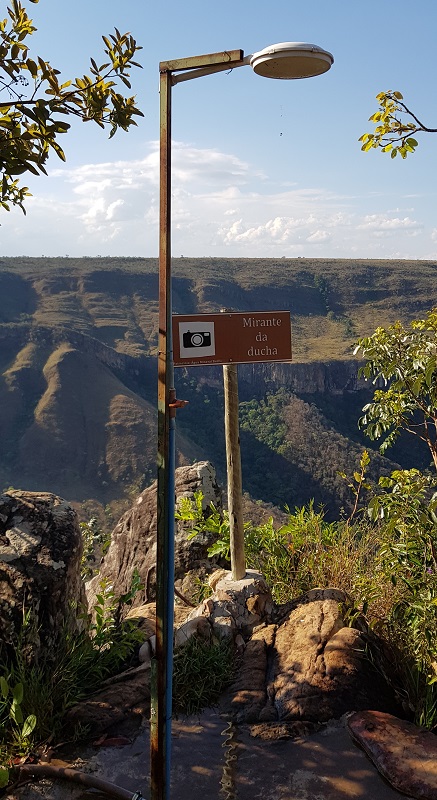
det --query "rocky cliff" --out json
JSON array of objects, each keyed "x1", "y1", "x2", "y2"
[{"x1": 0, "y1": 256, "x2": 434, "y2": 517}]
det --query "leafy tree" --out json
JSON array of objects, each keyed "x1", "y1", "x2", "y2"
[
  {"x1": 359, "y1": 90, "x2": 436, "y2": 159},
  {"x1": 0, "y1": 0, "x2": 143, "y2": 212},
  {"x1": 355, "y1": 309, "x2": 437, "y2": 469}
]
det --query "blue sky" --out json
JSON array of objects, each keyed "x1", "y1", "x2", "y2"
[{"x1": 2, "y1": 0, "x2": 437, "y2": 259}]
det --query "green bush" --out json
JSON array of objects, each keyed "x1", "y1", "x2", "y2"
[{"x1": 364, "y1": 469, "x2": 437, "y2": 727}]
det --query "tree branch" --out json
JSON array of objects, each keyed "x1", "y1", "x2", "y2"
[
  {"x1": 19, "y1": 763, "x2": 143, "y2": 800},
  {"x1": 396, "y1": 98, "x2": 437, "y2": 133}
]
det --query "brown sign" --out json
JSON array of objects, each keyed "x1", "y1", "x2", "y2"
[{"x1": 173, "y1": 311, "x2": 292, "y2": 367}]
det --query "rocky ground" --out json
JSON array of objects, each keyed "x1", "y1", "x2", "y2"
[
  {"x1": 2, "y1": 469, "x2": 436, "y2": 800},
  {"x1": 7, "y1": 713, "x2": 419, "y2": 800}
]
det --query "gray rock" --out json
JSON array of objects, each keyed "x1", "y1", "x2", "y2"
[
  {"x1": 86, "y1": 461, "x2": 222, "y2": 613},
  {"x1": 65, "y1": 667, "x2": 151, "y2": 735},
  {"x1": 0, "y1": 490, "x2": 85, "y2": 664},
  {"x1": 185, "y1": 570, "x2": 273, "y2": 641}
]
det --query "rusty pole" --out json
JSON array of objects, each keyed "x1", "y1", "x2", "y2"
[
  {"x1": 152, "y1": 54, "x2": 246, "y2": 800},
  {"x1": 151, "y1": 66, "x2": 172, "y2": 800}
]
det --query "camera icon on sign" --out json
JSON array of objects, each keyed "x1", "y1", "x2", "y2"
[{"x1": 182, "y1": 331, "x2": 212, "y2": 349}]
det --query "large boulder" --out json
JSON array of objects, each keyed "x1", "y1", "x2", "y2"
[
  {"x1": 86, "y1": 461, "x2": 222, "y2": 613},
  {"x1": 226, "y1": 588, "x2": 399, "y2": 725},
  {"x1": 0, "y1": 490, "x2": 85, "y2": 664}
]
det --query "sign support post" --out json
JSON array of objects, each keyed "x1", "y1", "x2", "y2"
[
  {"x1": 173, "y1": 309, "x2": 293, "y2": 583},
  {"x1": 223, "y1": 362, "x2": 246, "y2": 581}
]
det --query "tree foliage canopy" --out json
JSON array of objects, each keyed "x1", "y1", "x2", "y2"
[
  {"x1": 354, "y1": 309, "x2": 437, "y2": 469},
  {"x1": 0, "y1": 0, "x2": 143, "y2": 212},
  {"x1": 359, "y1": 90, "x2": 437, "y2": 159}
]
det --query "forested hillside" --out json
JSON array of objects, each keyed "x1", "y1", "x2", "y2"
[{"x1": 0, "y1": 257, "x2": 435, "y2": 522}]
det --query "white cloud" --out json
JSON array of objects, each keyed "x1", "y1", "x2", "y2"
[
  {"x1": 0, "y1": 140, "x2": 436, "y2": 259},
  {"x1": 359, "y1": 214, "x2": 422, "y2": 234},
  {"x1": 217, "y1": 213, "x2": 322, "y2": 247},
  {"x1": 306, "y1": 230, "x2": 332, "y2": 243}
]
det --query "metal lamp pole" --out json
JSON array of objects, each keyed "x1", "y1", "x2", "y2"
[{"x1": 152, "y1": 42, "x2": 334, "y2": 800}]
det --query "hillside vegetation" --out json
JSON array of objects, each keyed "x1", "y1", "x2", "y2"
[
  {"x1": 1, "y1": 256, "x2": 436, "y2": 359},
  {"x1": 0, "y1": 257, "x2": 435, "y2": 520}
]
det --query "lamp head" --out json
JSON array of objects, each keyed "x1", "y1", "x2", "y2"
[{"x1": 250, "y1": 42, "x2": 333, "y2": 79}]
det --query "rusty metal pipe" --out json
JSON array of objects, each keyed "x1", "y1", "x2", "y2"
[
  {"x1": 172, "y1": 58, "x2": 247, "y2": 85},
  {"x1": 151, "y1": 66, "x2": 172, "y2": 800}
]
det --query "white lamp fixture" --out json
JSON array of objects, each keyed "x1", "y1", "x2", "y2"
[{"x1": 250, "y1": 41, "x2": 334, "y2": 79}]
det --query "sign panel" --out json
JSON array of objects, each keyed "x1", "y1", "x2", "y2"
[{"x1": 173, "y1": 311, "x2": 292, "y2": 367}]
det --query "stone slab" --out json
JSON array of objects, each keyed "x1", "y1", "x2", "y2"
[{"x1": 348, "y1": 710, "x2": 437, "y2": 799}]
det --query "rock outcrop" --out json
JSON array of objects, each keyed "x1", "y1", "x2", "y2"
[
  {"x1": 86, "y1": 461, "x2": 222, "y2": 613},
  {"x1": 226, "y1": 588, "x2": 398, "y2": 725},
  {"x1": 66, "y1": 585, "x2": 399, "y2": 739},
  {"x1": 67, "y1": 569, "x2": 273, "y2": 736},
  {"x1": 186, "y1": 570, "x2": 273, "y2": 640},
  {"x1": 0, "y1": 490, "x2": 85, "y2": 663}
]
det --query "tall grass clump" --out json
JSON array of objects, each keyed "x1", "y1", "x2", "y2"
[
  {"x1": 178, "y1": 488, "x2": 381, "y2": 608},
  {"x1": 172, "y1": 636, "x2": 235, "y2": 716}
]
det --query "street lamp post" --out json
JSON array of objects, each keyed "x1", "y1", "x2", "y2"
[{"x1": 152, "y1": 42, "x2": 334, "y2": 800}]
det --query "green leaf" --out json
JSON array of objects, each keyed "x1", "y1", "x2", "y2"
[
  {"x1": 12, "y1": 683, "x2": 23, "y2": 705},
  {"x1": 21, "y1": 714, "x2": 37, "y2": 738},
  {"x1": 0, "y1": 768, "x2": 9, "y2": 789},
  {"x1": 26, "y1": 58, "x2": 38, "y2": 78},
  {"x1": 425, "y1": 360, "x2": 436, "y2": 388},
  {"x1": 10, "y1": 701, "x2": 23, "y2": 725},
  {"x1": 0, "y1": 677, "x2": 9, "y2": 698}
]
